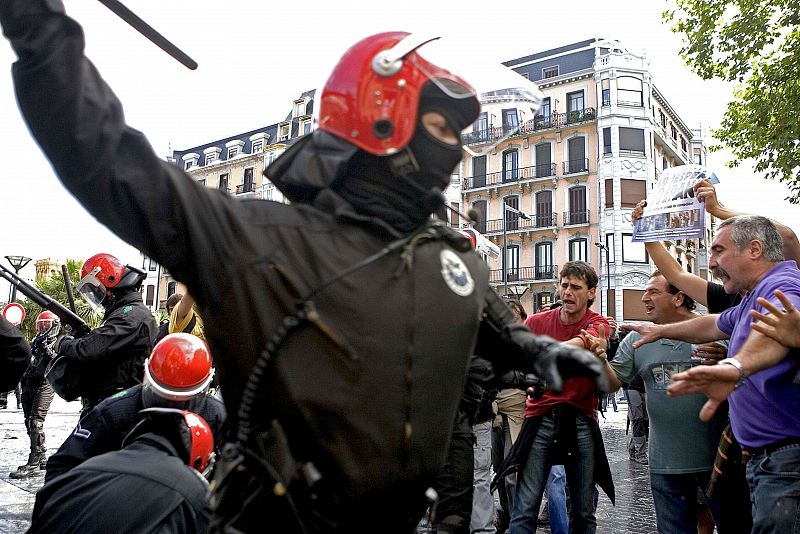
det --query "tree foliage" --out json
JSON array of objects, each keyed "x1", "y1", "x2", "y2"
[
  {"x1": 16, "y1": 259, "x2": 102, "y2": 340},
  {"x1": 665, "y1": 0, "x2": 800, "y2": 203}
]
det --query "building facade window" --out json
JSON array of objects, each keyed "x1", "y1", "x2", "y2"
[
  {"x1": 278, "y1": 123, "x2": 290, "y2": 142},
  {"x1": 535, "y1": 143, "x2": 552, "y2": 177},
  {"x1": 659, "y1": 110, "x2": 667, "y2": 128},
  {"x1": 620, "y1": 179, "x2": 647, "y2": 208},
  {"x1": 472, "y1": 200, "x2": 488, "y2": 233},
  {"x1": 145, "y1": 285, "x2": 155, "y2": 306},
  {"x1": 569, "y1": 238, "x2": 589, "y2": 262},
  {"x1": 473, "y1": 112, "x2": 488, "y2": 143},
  {"x1": 619, "y1": 127, "x2": 645, "y2": 156},
  {"x1": 601, "y1": 79, "x2": 611, "y2": 107},
  {"x1": 535, "y1": 242, "x2": 554, "y2": 279},
  {"x1": 502, "y1": 109, "x2": 519, "y2": 135},
  {"x1": 539, "y1": 98, "x2": 551, "y2": 125},
  {"x1": 567, "y1": 186, "x2": 588, "y2": 224},
  {"x1": 148, "y1": 257, "x2": 157, "y2": 271},
  {"x1": 671, "y1": 124, "x2": 678, "y2": 140},
  {"x1": 617, "y1": 76, "x2": 643, "y2": 106},
  {"x1": 567, "y1": 90, "x2": 585, "y2": 123},
  {"x1": 543, "y1": 66, "x2": 559, "y2": 79},
  {"x1": 472, "y1": 155, "x2": 487, "y2": 188},
  {"x1": 242, "y1": 167, "x2": 255, "y2": 192},
  {"x1": 503, "y1": 149, "x2": 519, "y2": 182},
  {"x1": 622, "y1": 233, "x2": 648, "y2": 263},
  {"x1": 167, "y1": 281, "x2": 177, "y2": 297},
  {"x1": 567, "y1": 136, "x2": 587, "y2": 173},
  {"x1": 535, "y1": 190, "x2": 553, "y2": 227},
  {"x1": 251, "y1": 140, "x2": 263, "y2": 154},
  {"x1": 218, "y1": 173, "x2": 229, "y2": 192},
  {"x1": 504, "y1": 244, "x2": 520, "y2": 281},
  {"x1": 603, "y1": 127, "x2": 612, "y2": 155},
  {"x1": 605, "y1": 233, "x2": 615, "y2": 263},
  {"x1": 536, "y1": 292, "x2": 554, "y2": 312},
  {"x1": 504, "y1": 195, "x2": 521, "y2": 230},
  {"x1": 301, "y1": 119, "x2": 313, "y2": 136}
]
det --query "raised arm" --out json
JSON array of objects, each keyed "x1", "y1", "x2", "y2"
[
  {"x1": 622, "y1": 314, "x2": 727, "y2": 348},
  {"x1": 0, "y1": 1, "x2": 246, "y2": 298},
  {"x1": 632, "y1": 200, "x2": 710, "y2": 306},
  {"x1": 694, "y1": 178, "x2": 800, "y2": 263}
]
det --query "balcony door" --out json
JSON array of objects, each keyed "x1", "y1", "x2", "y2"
[
  {"x1": 535, "y1": 242, "x2": 553, "y2": 279},
  {"x1": 568, "y1": 137, "x2": 586, "y2": 173},
  {"x1": 535, "y1": 190, "x2": 553, "y2": 227},
  {"x1": 472, "y1": 200, "x2": 487, "y2": 234},
  {"x1": 503, "y1": 244, "x2": 520, "y2": 281},
  {"x1": 569, "y1": 186, "x2": 588, "y2": 224},
  {"x1": 535, "y1": 143, "x2": 551, "y2": 177},
  {"x1": 504, "y1": 195, "x2": 520, "y2": 231},
  {"x1": 472, "y1": 155, "x2": 487, "y2": 188}
]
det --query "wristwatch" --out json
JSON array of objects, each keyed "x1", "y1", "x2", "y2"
[{"x1": 717, "y1": 358, "x2": 747, "y2": 389}]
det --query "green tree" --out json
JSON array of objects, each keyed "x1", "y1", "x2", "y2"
[
  {"x1": 665, "y1": 0, "x2": 800, "y2": 202},
  {"x1": 17, "y1": 259, "x2": 101, "y2": 340}
]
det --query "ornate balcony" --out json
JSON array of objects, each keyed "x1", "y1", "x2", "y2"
[
  {"x1": 463, "y1": 108, "x2": 596, "y2": 148},
  {"x1": 489, "y1": 264, "x2": 558, "y2": 284},
  {"x1": 563, "y1": 158, "x2": 589, "y2": 175},
  {"x1": 463, "y1": 163, "x2": 556, "y2": 190}
]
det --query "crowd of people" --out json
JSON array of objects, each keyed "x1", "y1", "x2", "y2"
[{"x1": 0, "y1": 1, "x2": 798, "y2": 533}]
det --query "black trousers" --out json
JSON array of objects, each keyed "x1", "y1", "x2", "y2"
[
  {"x1": 430, "y1": 411, "x2": 475, "y2": 533},
  {"x1": 21, "y1": 377, "x2": 55, "y2": 454}
]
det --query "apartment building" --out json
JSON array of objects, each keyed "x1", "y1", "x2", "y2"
[{"x1": 454, "y1": 38, "x2": 707, "y2": 319}]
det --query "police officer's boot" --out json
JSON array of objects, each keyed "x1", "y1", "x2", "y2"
[{"x1": 9, "y1": 451, "x2": 45, "y2": 478}]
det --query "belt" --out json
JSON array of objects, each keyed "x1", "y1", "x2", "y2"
[{"x1": 741, "y1": 437, "x2": 800, "y2": 459}]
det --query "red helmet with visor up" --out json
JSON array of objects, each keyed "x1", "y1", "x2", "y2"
[
  {"x1": 35, "y1": 310, "x2": 61, "y2": 336},
  {"x1": 142, "y1": 333, "x2": 214, "y2": 411}
]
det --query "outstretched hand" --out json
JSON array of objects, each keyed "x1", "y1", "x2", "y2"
[
  {"x1": 749, "y1": 290, "x2": 800, "y2": 348},
  {"x1": 620, "y1": 322, "x2": 662, "y2": 348},
  {"x1": 667, "y1": 363, "x2": 739, "y2": 421},
  {"x1": 581, "y1": 323, "x2": 608, "y2": 359},
  {"x1": 532, "y1": 339, "x2": 609, "y2": 395}
]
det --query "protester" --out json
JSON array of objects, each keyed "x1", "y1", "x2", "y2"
[
  {"x1": 0, "y1": 7, "x2": 605, "y2": 530},
  {"x1": 626, "y1": 215, "x2": 800, "y2": 533},
  {"x1": 30, "y1": 408, "x2": 213, "y2": 534},
  {"x1": 592, "y1": 272, "x2": 720, "y2": 533},
  {"x1": 9, "y1": 312, "x2": 60, "y2": 479},
  {"x1": 498, "y1": 261, "x2": 614, "y2": 534}
]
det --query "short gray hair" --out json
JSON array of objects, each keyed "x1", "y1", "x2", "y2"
[{"x1": 718, "y1": 215, "x2": 784, "y2": 262}]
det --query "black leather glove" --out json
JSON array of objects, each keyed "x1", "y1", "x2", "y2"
[
  {"x1": 526, "y1": 336, "x2": 609, "y2": 394},
  {"x1": 54, "y1": 334, "x2": 74, "y2": 354}
]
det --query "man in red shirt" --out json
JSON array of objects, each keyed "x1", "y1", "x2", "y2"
[{"x1": 507, "y1": 261, "x2": 614, "y2": 533}]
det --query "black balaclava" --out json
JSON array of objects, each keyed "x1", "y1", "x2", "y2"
[{"x1": 333, "y1": 82, "x2": 476, "y2": 235}]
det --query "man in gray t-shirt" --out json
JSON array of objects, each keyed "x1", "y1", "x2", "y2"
[{"x1": 595, "y1": 272, "x2": 720, "y2": 534}]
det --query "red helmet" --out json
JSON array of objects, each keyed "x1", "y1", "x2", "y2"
[
  {"x1": 182, "y1": 410, "x2": 215, "y2": 474},
  {"x1": 77, "y1": 253, "x2": 146, "y2": 310},
  {"x1": 317, "y1": 32, "x2": 479, "y2": 156},
  {"x1": 143, "y1": 333, "x2": 214, "y2": 410},
  {"x1": 35, "y1": 310, "x2": 61, "y2": 335},
  {"x1": 124, "y1": 408, "x2": 215, "y2": 475}
]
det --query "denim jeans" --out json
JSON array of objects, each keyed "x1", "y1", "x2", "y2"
[
  {"x1": 546, "y1": 465, "x2": 569, "y2": 534},
  {"x1": 649, "y1": 471, "x2": 713, "y2": 534},
  {"x1": 509, "y1": 413, "x2": 596, "y2": 534},
  {"x1": 471, "y1": 421, "x2": 496, "y2": 533},
  {"x1": 746, "y1": 443, "x2": 800, "y2": 534}
]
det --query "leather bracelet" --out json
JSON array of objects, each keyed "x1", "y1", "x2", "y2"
[{"x1": 717, "y1": 358, "x2": 747, "y2": 389}]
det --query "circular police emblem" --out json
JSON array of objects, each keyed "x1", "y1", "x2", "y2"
[{"x1": 440, "y1": 249, "x2": 474, "y2": 297}]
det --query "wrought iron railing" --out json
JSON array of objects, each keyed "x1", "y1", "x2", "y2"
[
  {"x1": 463, "y1": 108, "x2": 596, "y2": 147},
  {"x1": 489, "y1": 265, "x2": 558, "y2": 283},
  {"x1": 563, "y1": 210, "x2": 590, "y2": 226},
  {"x1": 563, "y1": 158, "x2": 589, "y2": 174},
  {"x1": 236, "y1": 183, "x2": 256, "y2": 194}
]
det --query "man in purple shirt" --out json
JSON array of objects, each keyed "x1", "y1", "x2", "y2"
[{"x1": 624, "y1": 215, "x2": 800, "y2": 533}]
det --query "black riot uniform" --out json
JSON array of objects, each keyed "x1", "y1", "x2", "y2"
[
  {"x1": 0, "y1": 316, "x2": 30, "y2": 392},
  {"x1": 45, "y1": 383, "x2": 226, "y2": 483},
  {"x1": 0, "y1": 4, "x2": 605, "y2": 531},
  {"x1": 30, "y1": 432, "x2": 210, "y2": 534},
  {"x1": 56, "y1": 291, "x2": 156, "y2": 415},
  {"x1": 10, "y1": 331, "x2": 57, "y2": 477}
]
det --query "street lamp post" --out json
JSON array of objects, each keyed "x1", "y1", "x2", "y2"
[
  {"x1": 502, "y1": 203, "x2": 531, "y2": 297},
  {"x1": 5, "y1": 255, "x2": 32, "y2": 303},
  {"x1": 594, "y1": 242, "x2": 608, "y2": 316}
]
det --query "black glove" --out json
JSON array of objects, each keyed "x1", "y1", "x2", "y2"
[
  {"x1": 526, "y1": 337, "x2": 608, "y2": 395},
  {"x1": 54, "y1": 335, "x2": 74, "y2": 354}
]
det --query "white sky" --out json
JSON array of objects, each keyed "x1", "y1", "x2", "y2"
[{"x1": 0, "y1": 0, "x2": 798, "y2": 297}]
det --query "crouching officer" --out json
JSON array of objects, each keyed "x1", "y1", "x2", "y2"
[
  {"x1": 45, "y1": 333, "x2": 226, "y2": 483},
  {"x1": 51, "y1": 253, "x2": 157, "y2": 417},
  {"x1": 30, "y1": 408, "x2": 214, "y2": 534}
]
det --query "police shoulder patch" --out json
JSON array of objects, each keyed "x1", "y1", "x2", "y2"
[
  {"x1": 440, "y1": 249, "x2": 474, "y2": 297},
  {"x1": 123, "y1": 305, "x2": 133, "y2": 314}
]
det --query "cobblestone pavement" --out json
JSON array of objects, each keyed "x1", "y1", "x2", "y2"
[
  {"x1": 0, "y1": 395, "x2": 81, "y2": 534},
  {"x1": 0, "y1": 397, "x2": 658, "y2": 533}
]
